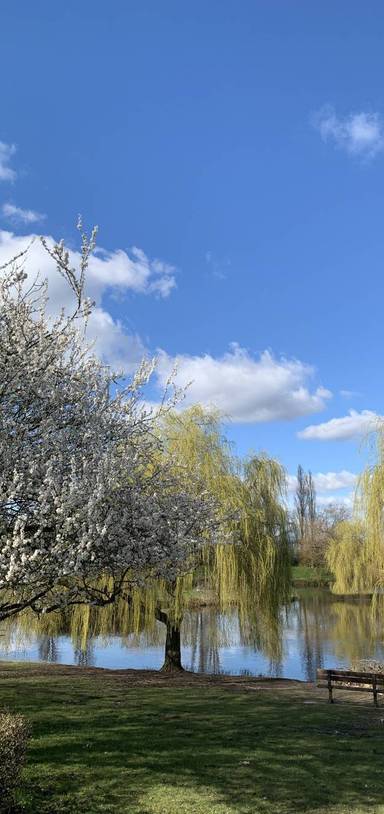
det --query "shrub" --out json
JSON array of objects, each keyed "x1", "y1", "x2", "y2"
[
  {"x1": 0, "y1": 711, "x2": 30, "y2": 812},
  {"x1": 352, "y1": 659, "x2": 384, "y2": 674}
]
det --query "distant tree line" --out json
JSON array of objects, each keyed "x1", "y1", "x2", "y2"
[{"x1": 292, "y1": 465, "x2": 350, "y2": 568}]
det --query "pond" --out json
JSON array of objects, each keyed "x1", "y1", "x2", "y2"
[{"x1": 1, "y1": 589, "x2": 384, "y2": 681}]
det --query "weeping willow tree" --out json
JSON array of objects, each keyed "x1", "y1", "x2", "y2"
[
  {"x1": 356, "y1": 427, "x2": 384, "y2": 593},
  {"x1": 325, "y1": 520, "x2": 368, "y2": 594},
  {"x1": 135, "y1": 406, "x2": 291, "y2": 671},
  {"x1": 324, "y1": 425, "x2": 384, "y2": 596}
]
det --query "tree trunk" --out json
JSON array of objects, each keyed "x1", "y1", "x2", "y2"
[{"x1": 155, "y1": 607, "x2": 184, "y2": 672}]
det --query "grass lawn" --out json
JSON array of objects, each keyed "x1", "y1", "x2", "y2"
[
  {"x1": 291, "y1": 565, "x2": 332, "y2": 586},
  {"x1": 1, "y1": 662, "x2": 384, "y2": 814}
]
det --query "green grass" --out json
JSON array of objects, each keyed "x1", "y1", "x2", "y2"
[
  {"x1": 1, "y1": 662, "x2": 384, "y2": 814},
  {"x1": 291, "y1": 565, "x2": 332, "y2": 586}
]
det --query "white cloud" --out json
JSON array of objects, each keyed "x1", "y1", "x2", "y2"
[
  {"x1": 298, "y1": 409, "x2": 382, "y2": 441},
  {"x1": 2, "y1": 203, "x2": 46, "y2": 224},
  {"x1": 0, "y1": 230, "x2": 176, "y2": 302},
  {"x1": 154, "y1": 345, "x2": 332, "y2": 423},
  {"x1": 286, "y1": 475, "x2": 297, "y2": 493},
  {"x1": 340, "y1": 389, "x2": 361, "y2": 399},
  {"x1": 89, "y1": 244, "x2": 176, "y2": 298},
  {"x1": 288, "y1": 470, "x2": 357, "y2": 493},
  {"x1": 316, "y1": 494, "x2": 353, "y2": 508},
  {"x1": 313, "y1": 470, "x2": 357, "y2": 491},
  {"x1": 0, "y1": 230, "x2": 176, "y2": 371},
  {"x1": 85, "y1": 308, "x2": 146, "y2": 371},
  {"x1": 0, "y1": 142, "x2": 16, "y2": 181},
  {"x1": 314, "y1": 106, "x2": 384, "y2": 159}
]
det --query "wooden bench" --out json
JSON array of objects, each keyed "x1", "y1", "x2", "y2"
[{"x1": 317, "y1": 668, "x2": 384, "y2": 706}]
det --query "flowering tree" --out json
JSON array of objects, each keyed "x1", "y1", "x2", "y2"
[{"x1": 0, "y1": 227, "x2": 221, "y2": 622}]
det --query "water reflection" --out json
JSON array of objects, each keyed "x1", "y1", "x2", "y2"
[
  {"x1": 38, "y1": 635, "x2": 60, "y2": 663},
  {"x1": 1, "y1": 590, "x2": 384, "y2": 681}
]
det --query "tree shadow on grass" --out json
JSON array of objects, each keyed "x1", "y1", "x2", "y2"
[{"x1": 4, "y1": 678, "x2": 384, "y2": 814}]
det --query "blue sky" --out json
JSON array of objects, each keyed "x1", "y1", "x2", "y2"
[{"x1": 1, "y1": 0, "x2": 384, "y2": 505}]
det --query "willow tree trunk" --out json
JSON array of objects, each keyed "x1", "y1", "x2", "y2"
[{"x1": 155, "y1": 607, "x2": 183, "y2": 672}]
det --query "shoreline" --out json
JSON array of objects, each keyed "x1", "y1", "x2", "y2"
[{"x1": 0, "y1": 658, "x2": 308, "y2": 689}]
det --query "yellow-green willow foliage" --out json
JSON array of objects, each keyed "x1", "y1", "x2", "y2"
[
  {"x1": 326, "y1": 426, "x2": 384, "y2": 595},
  {"x1": 161, "y1": 406, "x2": 241, "y2": 515},
  {"x1": 159, "y1": 406, "x2": 291, "y2": 617},
  {"x1": 325, "y1": 520, "x2": 368, "y2": 594},
  {"x1": 213, "y1": 454, "x2": 291, "y2": 614},
  {"x1": 356, "y1": 428, "x2": 384, "y2": 592}
]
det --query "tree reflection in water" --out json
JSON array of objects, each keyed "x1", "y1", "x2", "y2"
[
  {"x1": 38, "y1": 636, "x2": 59, "y2": 663},
  {"x1": 1, "y1": 590, "x2": 384, "y2": 681}
]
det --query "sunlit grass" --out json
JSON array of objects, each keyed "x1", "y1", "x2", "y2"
[
  {"x1": 291, "y1": 565, "x2": 332, "y2": 585},
  {"x1": 1, "y1": 662, "x2": 384, "y2": 813}
]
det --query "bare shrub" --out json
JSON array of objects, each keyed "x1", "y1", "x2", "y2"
[
  {"x1": 0, "y1": 711, "x2": 30, "y2": 812},
  {"x1": 352, "y1": 659, "x2": 384, "y2": 674}
]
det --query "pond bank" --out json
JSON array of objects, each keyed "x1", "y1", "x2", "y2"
[
  {"x1": 290, "y1": 564, "x2": 333, "y2": 588},
  {"x1": 0, "y1": 658, "x2": 306, "y2": 690},
  {"x1": 185, "y1": 568, "x2": 334, "y2": 598}
]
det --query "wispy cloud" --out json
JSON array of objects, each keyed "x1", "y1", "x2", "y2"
[
  {"x1": 2, "y1": 203, "x2": 46, "y2": 224},
  {"x1": 298, "y1": 409, "x2": 382, "y2": 441},
  {"x1": 340, "y1": 389, "x2": 362, "y2": 399},
  {"x1": 314, "y1": 106, "x2": 384, "y2": 159},
  {"x1": 153, "y1": 345, "x2": 332, "y2": 424},
  {"x1": 205, "y1": 250, "x2": 230, "y2": 281},
  {"x1": 288, "y1": 470, "x2": 357, "y2": 493},
  {"x1": 0, "y1": 141, "x2": 16, "y2": 181},
  {"x1": 316, "y1": 494, "x2": 353, "y2": 508}
]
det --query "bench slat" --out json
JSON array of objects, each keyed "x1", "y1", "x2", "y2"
[
  {"x1": 317, "y1": 668, "x2": 378, "y2": 676},
  {"x1": 317, "y1": 669, "x2": 384, "y2": 681},
  {"x1": 324, "y1": 676, "x2": 383, "y2": 685},
  {"x1": 317, "y1": 682, "x2": 382, "y2": 694}
]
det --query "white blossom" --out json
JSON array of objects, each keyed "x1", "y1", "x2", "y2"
[{"x1": 0, "y1": 226, "x2": 221, "y2": 620}]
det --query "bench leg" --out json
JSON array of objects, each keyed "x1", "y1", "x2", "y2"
[{"x1": 373, "y1": 678, "x2": 378, "y2": 707}]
